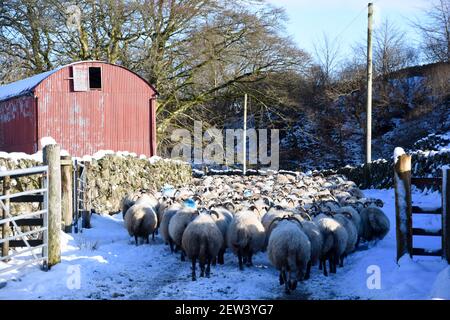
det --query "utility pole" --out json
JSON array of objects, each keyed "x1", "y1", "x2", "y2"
[
  {"x1": 365, "y1": 2, "x2": 373, "y2": 186},
  {"x1": 243, "y1": 94, "x2": 248, "y2": 176}
]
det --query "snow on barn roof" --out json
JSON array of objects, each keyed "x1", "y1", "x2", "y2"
[
  {"x1": 0, "y1": 61, "x2": 158, "y2": 103},
  {"x1": 0, "y1": 66, "x2": 64, "y2": 102}
]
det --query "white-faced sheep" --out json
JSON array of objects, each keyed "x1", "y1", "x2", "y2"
[
  {"x1": 359, "y1": 206, "x2": 390, "y2": 241},
  {"x1": 160, "y1": 202, "x2": 182, "y2": 252},
  {"x1": 226, "y1": 210, "x2": 266, "y2": 270},
  {"x1": 209, "y1": 205, "x2": 234, "y2": 265},
  {"x1": 267, "y1": 218, "x2": 311, "y2": 294},
  {"x1": 181, "y1": 214, "x2": 224, "y2": 281},
  {"x1": 314, "y1": 213, "x2": 348, "y2": 275},
  {"x1": 168, "y1": 205, "x2": 199, "y2": 261},
  {"x1": 124, "y1": 204, "x2": 158, "y2": 245}
]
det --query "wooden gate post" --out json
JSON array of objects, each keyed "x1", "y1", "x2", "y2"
[
  {"x1": 61, "y1": 156, "x2": 73, "y2": 233},
  {"x1": 394, "y1": 152, "x2": 412, "y2": 262},
  {"x1": 443, "y1": 167, "x2": 450, "y2": 264},
  {"x1": 1, "y1": 176, "x2": 11, "y2": 260},
  {"x1": 44, "y1": 144, "x2": 61, "y2": 267}
]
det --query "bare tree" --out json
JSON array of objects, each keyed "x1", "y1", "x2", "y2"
[
  {"x1": 413, "y1": 0, "x2": 450, "y2": 62},
  {"x1": 312, "y1": 33, "x2": 341, "y2": 86}
]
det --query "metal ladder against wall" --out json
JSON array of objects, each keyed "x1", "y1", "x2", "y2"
[{"x1": 0, "y1": 166, "x2": 49, "y2": 274}]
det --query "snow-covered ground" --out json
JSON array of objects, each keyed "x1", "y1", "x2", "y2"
[{"x1": 0, "y1": 189, "x2": 448, "y2": 300}]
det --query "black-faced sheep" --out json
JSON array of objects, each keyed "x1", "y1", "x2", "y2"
[
  {"x1": 226, "y1": 210, "x2": 265, "y2": 270},
  {"x1": 267, "y1": 219, "x2": 311, "y2": 294},
  {"x1": 124, "y1": 204, "x2": 158, "y2": 245},
  {"x1": 181, "y1": 214, "x2": 224, "y2": 281}
]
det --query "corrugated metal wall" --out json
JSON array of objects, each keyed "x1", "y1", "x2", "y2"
[
  {"x1": 0, "y1": 96, "x2": 36, "y2": 154},
  {"x1": 33, "y1": 62, "x2": 157, "y2": 157}
]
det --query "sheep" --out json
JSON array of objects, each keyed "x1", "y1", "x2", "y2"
[
  {"x1": 181, "y1": 214, "x2": 224, "y2": 281},
  {"x1": 121, "y1": 192, "x2": 141, "y2": 218},
  {"x1": 359, "y1": 207, "x2": 390, "y2": 241},
  {"x1": 332, "y1": 213, "x2": 358, "y2": 266},
  {"x1": 168, "y1": 205, "x2": 199, "y2": 261},
  {"x1": 209, "y1": 205, "x2": 234, "y2": 265},
  {"x1": 160, "y1": 202, "x2": 182, "y2": 252},
  {"x1": 313, "y1": 213, "x2": 348, "y2": 275},
  {"x1": 267, "y1": 219, "x2": 311, "y2": 294},
  {"x1": 226, "y1": 210, "x2": 266, "y2": 270},
  {"x1": 124, "y1": 203, "x2": 158, "y2": 245},
  {"x1": 156, "y1": 197, "x2": 174, "y2": 228}
]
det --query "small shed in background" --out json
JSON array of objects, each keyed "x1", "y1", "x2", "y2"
[{"x1": 0, "y1": 61, "x2": 158, "y2": 157}]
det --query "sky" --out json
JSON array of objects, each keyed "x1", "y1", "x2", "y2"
[{"x1": 266, "y1": 0, "x2": 433, "y2": 59}]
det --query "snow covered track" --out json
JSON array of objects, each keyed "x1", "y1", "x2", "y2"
[{"x1": 0, "y1": 174, "x2": 448, "y2": 299}]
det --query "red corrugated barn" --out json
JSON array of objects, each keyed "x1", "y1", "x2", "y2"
[{"x1": 0, "y1": 61, "x2": 157, "y2": 157}]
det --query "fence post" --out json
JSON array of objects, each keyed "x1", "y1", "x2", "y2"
[
  {"x1": 81, "y1": 162, "x2": 91, "y2": 229},
  {"x1": 394, "y1": 152, "x2": 412, "y2": 263},
  {"x1": 44, "y1": 144, "x2": 61, "y2": 267},
  {"x1": 61, "y1": 156, "x2": 73, "y2": 233},
  {"x1": 1, "y1": 176, "x2": 11, "y2": 260},
  {"x1": 443, "y1": 168, "x2": 450, "y2": 264}
]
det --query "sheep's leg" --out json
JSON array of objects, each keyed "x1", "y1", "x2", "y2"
[
  {"x1": 200, "y1": 261, "x2": 205, "y2": 278},
  {"x1": 322, "y1": 259, "x2": 328, "y2": 277},
  {"x1": 169, "y1": 239, "x2": 174, "y2": 253},
  {"x1": 218, "y1": 248, "x2": 225, "y2": 265},
  {"x1": 212, "y1": 257, "x2": 217, "y2": 266},
  {"x1": 134, "y1": 236, "x2": 139, "y2": 246},
  {"x1": 284, "y1": 269, "x2": 291, "y2": 294},
  {"x1": 146, "y1": 236, "x2": 150, "y2": 244},
  {"x1": 339, "y1": 255, "x2": 344, "y2": 268},
  {"x1": 206, "y1": 257, "x2": 211, "y2": 278},
  {"x1": 319, "y1": 259, "x2": 323, "y2": 270},
  {"x1": 246, "y1": 251, "x2": 253, "y2": 267},
  {"x1": 279, "y1": 271, "x2": 286, "y2": 285},
  {"x1": 174, "y1": 244, "x2": 179, "y2": 253},
  {"x1": 181, "y1": 250, "x2": 186, "y2": 262},
  {"x1": 329, "y1": 255, "x2": 336, "y2": 274},
  {"x1": 305, "y1": 261, "x2": 312, "y2": 280},
  {"x1": 191, "y1": 257, "x2": 197, "y2": 281},
  {"x1": 238, "y1": 249, "x2": 244, "y2": 271},
  {"x1": 152, "y1": 232, "x2": 155, "y2": 241}
]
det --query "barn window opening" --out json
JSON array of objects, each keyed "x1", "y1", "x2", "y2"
[{"x1": 89, "y1": 67, "x2": 102, "y2": 90}]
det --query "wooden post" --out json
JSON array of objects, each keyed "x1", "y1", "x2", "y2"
[
  {"x1": 242, "y1": 94, "x2": 248, "y2": 176},
  {"x1": 365, "y1": 3, "x2": 374, "y2": 187},
  {"x1": 82, "y1": 162, "x2": 91, "y2": 229},
  {"x1": 442, "y1": 168, "x2": 450, "y2": 264},
  {"x1": 1, "y1": 176, "x2": 11, "y2": 260},
  {"x1": 43, "y1": 144, "x2": 61, "y2": 267},
  {"x1": 61, "y1": 156, "x2": 73, "y2": 233},
  {"x1": 394, "y1": 153, "x2": 412, "y2": 262}
]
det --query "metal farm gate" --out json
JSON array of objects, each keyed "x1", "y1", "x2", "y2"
[
  {"x1": 0, "y1": 166, "x2": 49, "y2": 274},
  {"x1": 73, "y1": 160, "x2": 91, "y2": 232}
]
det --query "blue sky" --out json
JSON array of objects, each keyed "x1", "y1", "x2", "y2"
[{"x1": 266, "y1": 0, "x2": 432, "y2": 58}]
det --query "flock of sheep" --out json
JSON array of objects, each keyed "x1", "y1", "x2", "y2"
[{"x1": 121, "y1": 172, "x2": 390, "y2": 294}]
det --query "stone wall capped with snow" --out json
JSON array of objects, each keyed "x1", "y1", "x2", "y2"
[
  {"x1": 322, "y1": 149, "x2": 450, "y2": 189},
  {"x1": 85, "y1": 155, "x2": 192, "y2": 214}
]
